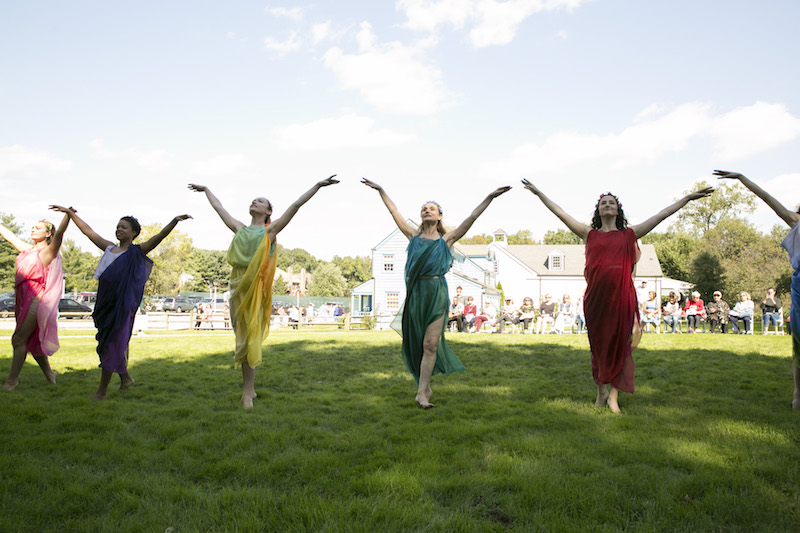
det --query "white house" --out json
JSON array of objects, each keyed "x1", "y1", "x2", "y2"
[{"x1": 351, "y1": 228, "x2": 666, "y2": 326}]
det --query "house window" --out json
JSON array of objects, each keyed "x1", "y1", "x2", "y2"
[
  {"x1": 550, "y1": 254, "x2": 564, "y2": 271},
  {"x1": 386, "y1": 292, "x2": 400, "y2": 311},
  {"x1": 384, "y1": 255, "x2": 394, "y2": 271}
]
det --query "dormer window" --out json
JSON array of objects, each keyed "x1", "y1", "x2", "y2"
[{"x1": 548, "y1": 251, "x2": 564, "y2": 271}]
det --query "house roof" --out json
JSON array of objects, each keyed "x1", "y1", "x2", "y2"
[{"x1": 456, "y1": 243, "x2": 664, "y2": 277}]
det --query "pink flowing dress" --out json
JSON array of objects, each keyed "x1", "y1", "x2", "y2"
[{"x1": 15, "y1": 248, "x2": 63, "y2": 357}]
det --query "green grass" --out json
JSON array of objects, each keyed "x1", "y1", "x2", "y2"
[{"x1": 1, "y1": 330, "x2": 799, "y2": 532}]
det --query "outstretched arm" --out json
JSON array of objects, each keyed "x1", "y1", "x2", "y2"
[
  {"x1": 522, "y1": 179, "x2": 591, "y2": 241},
  {"x1": 630, "y1": 187, "x2": 713, "y2": 239},
  {"x1": 140, "y1": 215, "x2": 192, "y2": 255},
  {"x1": 445, "y1": 186, "x2": 511, "y2": 246},
  {"x1": 38, "y1": 210, "x2": 71, "y2": 267},
  {"x1": 0, "y1": 223, "x2": 31, "y2": 252},
  {"x1": 714, "y1": 170, "x2": 800, "y2": 227},
  {"x1": 267, "y1": 175, "x2": 339, "y2": 240},
  {"x1": 50, "y1": 205, "x2": 114, "y2": 251},
  {"x1": 361, "y1": 178, "x2": 415, "y2": 240},
  {"x1": 188, "y1": 184, "x2": 244, "y2": 233}
]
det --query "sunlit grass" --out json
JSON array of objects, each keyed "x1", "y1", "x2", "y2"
[{"x1": 1, "y1": 330, "x2": 799, "y2": 531}]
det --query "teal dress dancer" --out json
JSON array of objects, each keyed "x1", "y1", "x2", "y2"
[{"x1": 396, "y1": 235, "x2": 465, "y2": 383}]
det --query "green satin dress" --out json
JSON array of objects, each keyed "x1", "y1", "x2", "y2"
[{"x1": 394, "y1": 235, "x2": 465, "y2": 383}]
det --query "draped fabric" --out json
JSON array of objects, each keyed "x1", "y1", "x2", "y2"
[
  {"x1": 93, "y1": 245, "x2": 153, "y2": 374},
  {"x1": 228, "y1": 225, "x2": 277, "y2": 368},
  {"x1": 14, "y1": 248, "x2": 63, "y2": 357},
  {"x1": 392, "y1": 235, "x2": 465, "y2": 384},
  {"x1": 781, "y1": 221, "x2": 800, "y2": 365},
  {"x1": 584, "y1": 228, "x2": 641, "y2": 393}
]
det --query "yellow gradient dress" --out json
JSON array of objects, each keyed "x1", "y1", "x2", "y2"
[{"x1": 227, "y1": 225, "x2": 278, "y2": 368}]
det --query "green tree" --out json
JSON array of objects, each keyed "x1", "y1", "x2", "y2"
[
  {"x1": 137, "y1": 224, "x2": 193, "y2": 295},
  {"x1": 458, "y1": 234, "x2": 491, "y2": 244},
  {"x1": 276, "y1": 244, "x2": 318, "y2": 273},
  {"x1": 688, "y1": 251, "x2": 725, "y2": 302},
  {"x1": 641, "y1": 231, "x2": 697, "y2": 281},
  {"x1": 0, "y1": 212, "x2": 25, "y2": 292},
  {"x1": 272, "y1": 274, "x2": 288, "y2": 295},
  {"x1": 61, "y1": 239, "x2": 99, "y2": 292},
  {"x1": 331, "y1": 255, "x2": 372, "y2": 289},
  {"x1": 542, "y1": 229, "x2": 581, "y2": 245},
  {"x1": 672, "y1": 180, "x2": 757, "y2": 237},
  {"x1": 307, "y1": 263, "x2": 347, "y2": 297},
  {"x1": 507, "y1": 229, "x2": 539, "y2": 245},
  {"x1": 185, "y1": 249, "x2": 231, "y2": 292}
]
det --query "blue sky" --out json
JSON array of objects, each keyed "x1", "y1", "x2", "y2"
[{"x1": 2, "y1": 1, "x2": 799, "y2": 259}]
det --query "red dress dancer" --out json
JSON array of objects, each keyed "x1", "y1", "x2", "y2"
[{"x1": 584, "y1": 228, "x2": 641, "y2": 393}]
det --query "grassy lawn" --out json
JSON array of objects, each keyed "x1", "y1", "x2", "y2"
[{"x1": 1, "y1": 330, "x2": 799, "y2": 532}]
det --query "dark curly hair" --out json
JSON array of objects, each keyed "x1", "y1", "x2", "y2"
[{"x1": 590, "y1": 192, "x2": 628, "y2": 230}]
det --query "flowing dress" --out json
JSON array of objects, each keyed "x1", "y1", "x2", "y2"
[
  {"x1": 14, "y1": 248, "x2": 63, "y2": 357},
  {"x1": 584, "y1": 228, "x2": 641, "y2": 393},
  {"x1": 93, "y1": 245, "x2": 152, "y2": 374},
  {"x1": 228, "y1": 226, "x2": 277, "y2": 368},
  {"x1": 393, "y1": 235, "x2": 465, "y2": 383},
  {"x1": 781, "y1": 220, "x2": 800, "y2": 364}
]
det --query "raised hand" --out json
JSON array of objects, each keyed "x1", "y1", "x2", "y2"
[
  {"x1": 173, "y1": 214, "x2": 193, "y2": 222},
  {"x1": 713, "y1": 170, "x2": 744, "y2": 181},
  {"x1": 361, "y1": 178, "x2": 382, "y2": 191},
  {"x1": 187, "y1": 184, "x2": 207, "y2": 192},
  {"x1": 49, "y1": 205, "x2": 77, "y2": 214},
  {"x1": 521, "y1": 179, "x2": 542, "y2": 195},
  {"x1": 686, "y1": 186, "x2": 714, "y2": 201},
  {"x1": 489, "y1": 186, "x2": 512, "y2": 199},
  {"x1": 318, "y1": 175, "x2": 339, "y2": 187}
]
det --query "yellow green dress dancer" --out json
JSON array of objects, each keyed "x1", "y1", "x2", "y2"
[
  {"x1": 189, "y1": 175, "x2": 339, "y2": 408},
  {"x1": 362, "y1": 178, "x2": 511, "y2": 408}
]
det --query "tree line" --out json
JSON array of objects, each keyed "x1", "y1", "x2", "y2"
[{"x1": 0, "y1": 214, "x2": 371, "y2": 298}]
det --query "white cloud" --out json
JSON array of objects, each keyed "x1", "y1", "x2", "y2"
[
  {"x1": 322, "y1": 22, "x2": 460, "y2": 115},
  {"x1": 0, "y1": 145, "x2": 74, "y2": 178},
  {"x1": 191, "y1": 154, "x2": 254, "y2": 178},
  {"x1": 556, "y1": 29, "x2": 568, "y2": 39},
  {"x1": 485, "y1": 102, "x2": 800, "y2": 178},
  {"x1": 398, "y1": 0, "x2": 592, "y2": 48},
  {"x1": 88, "y1": 139, "x2": 171, "y2": 171},
  {"x1": 264, "y1": 31, "x2": 303, "y2": 54},
  {"x1": 226, "y1": 31, "x2": 237, "y2": 40},
  {"x1": 272, "y1": 114, "x2": 417, "y2": 151},
  {"x1": 311, "y1": 21, "x2": 332, "y2": 44},
  {"x1": 266, "y1": 6, "x2": 305, "y2": 21}
]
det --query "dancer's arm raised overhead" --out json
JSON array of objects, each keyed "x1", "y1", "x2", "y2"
[
  {"x1": 267, "y1": 175, "x2": 338, "y2": 241},
  {"x1": 188, "y1": 184, "x2": 245, "y2": 233},
  {"x1": 522, "y1": 179, "x2": 591, "y2": 241},
  {"x1": 715, "y1": 170, "x2": 800, "y2": 227},
  {"x1": 361, "y1": 178, "x2": 416, "y2": 240},
  {"x1": 49, "y1": 206, "x2": 114, "y2": 252},
  {"x1": 139, "y1": 215, "x2": 192, "y2": 255},
  {"x1": 629, "y1": 187, "x2": 713, "y2": 239},
  {"x1": 37, "y1": 209, "x2": 72, "y2": 267},
  {"x1": 0, "y1": 222, "x2": 32, "y2": 253},
  {"x1": 444, "y1": 186, "x2": 511, "y2": 247}
]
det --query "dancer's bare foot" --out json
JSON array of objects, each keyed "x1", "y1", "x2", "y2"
[
  {"x1": 92, "y1": 390, "x2": 107, "y2": 402},
  {"x1": 119, "y1": 375, "x2": 134, "y2": 391},
  {"x1": 45, "y1": 370, "x2": 57, "y2": 385},
  {"x1": 241, "y1": 394, "x2": 254, "y2": 409},
  {"x1": 3, "y1": 378, "x2": 19, "y2": 391},
  {"x1": 414, "y1": 394, "x2": 434, "y2": 409},
  {"x1": 595, "y1": 385, "x2": 609, "y2": 407},
  {"x1": 607, "y1": 387, "x2": 621, "y2": 414}
]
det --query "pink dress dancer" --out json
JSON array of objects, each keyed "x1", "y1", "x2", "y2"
[{"x1": 15, "y1": 248, "x2": 63, "y2": 357}]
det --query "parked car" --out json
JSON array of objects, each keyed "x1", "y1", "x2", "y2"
[
  {"x1": 0, "y1": 296, "x2": 15, "y2": 318},
  {"x1": 198, "y1": 298, "x2": 227, "y2": 309},
  {"x1": 59, "y1": 298, "x2": 92, "y2": 319},
  {"x1": 162, "y1": 297, "x2": 193, "y2": 313},
  {"x1": 73, "y1": 292, "x2": 97, "y2": 310}
]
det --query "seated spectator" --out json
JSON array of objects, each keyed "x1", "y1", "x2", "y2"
[
  {"x1": 641, "y1": 291, "x2": 660, "y2": 333},
  {"x1": 517, "y1": 297, "x2": 535, "y2": 332},
  {"x1": 498, "y1": 298, "x2": 518, "y2": 333},
  {"x1": 574, "y1": 296, "x2": 586, "y2": 334},
  {"x1": 729, "y1": 291, "x2": 754, "y2": 334},
  {"x1": 536, "y1": 294, "x2": 556, "y2": 334},
  {"x1": 662, "y1": 291, "x2": 682, "y2": 334},
  {"x1": 552, "y1": 294, "x2": 575, "y2": 334},
  {"x1": 474, "y1": 301, "x2": 496, "y2": 333},
  {"x1": 463, "y1": 296, "x2": 478, "y2": 331},
  {"x1": 447, "y1": 296, "x2": 466, "y2": 332},
  {"x1": 684, "y1": 291, "x2": 705, "y2": 333},
  {"x1": 760, "y1": 287, "x2": 782, "y2": 334},
  {"x1": 706, "y1": 291, "x2": 730, "y2": 333},
  {"x1": 288, "y1": 305, "x2": 300, "y2": 329}
]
